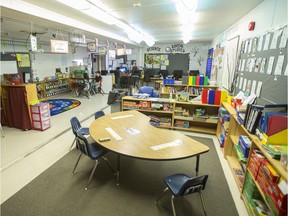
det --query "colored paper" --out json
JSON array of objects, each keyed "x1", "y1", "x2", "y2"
[
  {"x1": 196, "y1": 76, "x2": 200, "y2": 85},
  {"x1": 201, "y1": 89, "x2": 208, "y2": 104},
  {"x1": 208, "y1": 90, "x2": 215, "y2": 104},
  {"x1": 267, "y1": 115, "x2": 288, "y2": 136},
  {"x1": 214, "y1": 90, "x2": 221, "y2": 105}
]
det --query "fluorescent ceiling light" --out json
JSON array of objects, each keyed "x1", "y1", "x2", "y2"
[
  {"x1": 57, "y1": 0, "x2": 116, "y2": 25},
  {"x1": 57, "y1": 0, "x2": 155, "y2": 46}
]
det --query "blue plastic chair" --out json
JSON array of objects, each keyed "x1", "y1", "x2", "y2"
[
  {"x1": 94, "y1": 110, "x2": 105, "y2": 120},
  {"x1": 72, "y1": 131, "x2": 115, "y2": 190},
  {"x1": 155, "y1": 174, "x2": 209, "y2": 216},
  {"x1": 70, "y1": 117, "x2": 90, "y2": 150},
  {"x1": 139, "y1": 86, "x2": 159, "y2": 97}
]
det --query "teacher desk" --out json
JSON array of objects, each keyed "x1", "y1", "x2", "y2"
[{"x1": 89, "y1": 110, "x2": 209, "y2": 185}]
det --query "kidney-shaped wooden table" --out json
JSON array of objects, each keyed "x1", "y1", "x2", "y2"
[{"x1": 89, "y1": 110, "x2": 209, "y2": 185}]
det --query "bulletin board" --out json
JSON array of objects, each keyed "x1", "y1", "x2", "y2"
[
  {"x1": 234, "y1": 25, "x2": 288, "y2": 105},
  {"x1": 144, "y1": 53, "x2": 189, "y2": 74}
]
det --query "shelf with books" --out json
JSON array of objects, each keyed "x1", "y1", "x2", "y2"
[
  {"x1": 242, "y1": 142, "x2": 287, "y2": 216},
  {"x1": 122, "y1": 96, "x2": 220, "y2": 134},
  {"x1": 159, "y1": 83, "x2": 218, "y2": 99},
  {"x1": 172, "y1": 101, "x2": 219, "y2": 134}
]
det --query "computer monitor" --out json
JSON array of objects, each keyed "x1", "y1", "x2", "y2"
[
  {"x1": 189, "y1": 70, "x2": 200, "y2": 76},
  {"x1": 101, "y1": 70, "x2": 108, "y2": 75},
  {"x1": 119, "y1": 67, "x2": 127, "y2": 73},
  {"x1": 159, "y1": 70, "x2": 169, "y2": 79},
  {"x1": 173, "y1": 70, "x2": 183, "y2": 80}
]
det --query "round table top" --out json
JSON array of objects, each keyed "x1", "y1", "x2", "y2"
[{"x1": 89, "y1": 110, "x2": 209, "y2": 160}]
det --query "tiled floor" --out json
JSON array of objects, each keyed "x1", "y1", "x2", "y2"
[{"x1": 0, "y1": 92, "x2": 248, "y2": 216}]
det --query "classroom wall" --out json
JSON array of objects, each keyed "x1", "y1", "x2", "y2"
[
  {"x1": 142, "y1": 42, "x2": 211, "y2": 74},
  {"x1": 1, "y1": 41, "x2": 90, "y2": 81},
  {"x1": 211, "y1": 0, "x2": 287, "y2": 89}
]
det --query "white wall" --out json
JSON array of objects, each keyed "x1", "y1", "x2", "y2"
[
  {"x1": 1, "y1": 42, "x2": 91, "y2": 81},
  {"x1": 212, "y1": 0, "x2": 287, "y2": 88}
]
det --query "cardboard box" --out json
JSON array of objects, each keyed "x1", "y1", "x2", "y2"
[{"x1": 261, "y1": 160, "x2": 280, "y2": 182}]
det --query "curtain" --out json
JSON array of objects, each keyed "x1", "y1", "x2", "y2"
[{"x1": 6, "y1": 87, "x2": 32, "y2": 130}]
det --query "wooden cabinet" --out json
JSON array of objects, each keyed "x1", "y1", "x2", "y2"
[
  {"x1": 122, "y1": 96, "x2": 219, "y2": 134},
  {"x1": 122, "y1": 96, "x2": 174, "y2": 129},
  {"x1": 1, "y1": 84, "x2": 38, "y2": 129}
]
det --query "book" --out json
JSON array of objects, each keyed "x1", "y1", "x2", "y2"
[
  {"x1": 262, "y1": 145, "x2": 287, "y2": 159},
  {"x1": 192, "y1": 76, "x2": 196, "y2": 85}
]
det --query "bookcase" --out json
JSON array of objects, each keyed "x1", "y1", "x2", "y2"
[
  {"x1": 122, "y1": 96, "x2": 219, "y2": 134},
  {"x1": 217, "y1": 102, "x2": 288, "y2": 216},
  {"x1": 44, "y1": 78, "x2": 71, "y2": 97},
  {"x1": 122, "y1": 96, "x2": 174, "y2": 129}
]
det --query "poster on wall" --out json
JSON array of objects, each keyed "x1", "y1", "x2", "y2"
[
  {"x1": 144, "y1": 54, "x2": 169, "y2": 69},
  {"x1": 51, "y1": 40, "x2": 69, "y2": 53},
  {"x1": 210, "y1": 47, "x2": 224, "y2": 82}
]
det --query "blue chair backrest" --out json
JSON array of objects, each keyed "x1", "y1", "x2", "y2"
[
  {"x1": 139, "y1": 86, "x2": 159, "y2": 97},
  {"x1": 180, "y1": 175, "x2": 208, "y2": 196},
  {"x1": 75, "y1": 131, "x2": 91, "y2": 157},
  {"x1": 94, "y1": 111, "x2": 105, "y2": 119},
  {"x1": 139, "y1": 86, "x2": 154, "y2": 96},
  {"x1": 70, "y1": 117, "x2": 81, "y2": 135}
]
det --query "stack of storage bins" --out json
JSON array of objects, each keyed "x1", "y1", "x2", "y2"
[{"x1": 30, "y1": 102, "x2": 51, "y2": 131}]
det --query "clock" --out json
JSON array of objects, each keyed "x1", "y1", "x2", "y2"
[{"x1": 165, "y1": 47, "x2": 171, "y2": 52}]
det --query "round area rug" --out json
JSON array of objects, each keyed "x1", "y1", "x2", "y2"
[{"x1": 44, "y1": 99, "x2": 81, "y2": 116}]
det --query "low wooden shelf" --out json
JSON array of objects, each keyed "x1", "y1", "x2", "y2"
[{"x1": 122, "y1": 96, "x2": 219, "y2": 134}]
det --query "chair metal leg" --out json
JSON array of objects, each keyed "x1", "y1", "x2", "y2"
[
  {"x1": 0, "y1": 123, "x2": 4, "y2": 138},
  {"x1": 155, "y1": 187, "x2": 169, "y2": 204},
  {"x1": 85, "y1": 160, "x2": 99, "y2": 190},
  {"x1": 72, "y1": 152, "x2": 82, "y2": 175},
  {"x1": 116, "y1": 154, "x2": 120, "y2": 186},
  {"x1": 70, "y1": 137, "x2": 76, "y2": 150},
  {"x1": 102, "y1": 156, "x2": 116, "y2": 174},
  {"x1": 171, "y1": 195, "x2": 177, "y2": 216},
  {"x1": 199, "y1": 192, "x2": 207, "y2": 216}
]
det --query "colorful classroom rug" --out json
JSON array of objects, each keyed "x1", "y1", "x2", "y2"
[{"x1": 43, "y1": 99, "x2": 81, "y2": 116}]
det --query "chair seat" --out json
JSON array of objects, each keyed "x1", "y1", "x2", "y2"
[
  {"x1": 79, "y1": 127, "x2": 89, "y2": 135},
  {"x1": 88, "y1": 141, "x2": 108, "y2": 160},
  {"x1": 164, "y1": 173, "x2": 192, "y2": 197}
]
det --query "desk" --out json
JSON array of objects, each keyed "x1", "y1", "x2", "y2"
[{"x1": 89, "y1": 110, "x2": 209, "y2": 185}]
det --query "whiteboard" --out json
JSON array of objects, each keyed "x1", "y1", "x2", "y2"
[
  {"x1": 0, "y1": 61, "x2": 18, "y2": 75},
  {"x1": 222, "y1": 35, "x2": 240, "y2": 92}
]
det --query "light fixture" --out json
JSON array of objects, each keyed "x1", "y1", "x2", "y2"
[
  {"x1": 57, "y1": 0, "x2": 116, "y2": 25},
  {"x1": 174, "y1": 0, "x2": 198, "y2": 44},
  {"x1": 57, "y1": 0, "x2": 155, "y2": 46}
]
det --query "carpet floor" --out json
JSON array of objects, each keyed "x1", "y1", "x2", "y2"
[{"x1": 1, "y1": 136, "x2": 238, "y2": 216}]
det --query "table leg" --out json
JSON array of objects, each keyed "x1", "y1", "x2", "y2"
[
  {"x1": 117, "y1": 154, "x2": 120, "y2": 186},
  {"x1": 195, "y1": 155, "x2": 200, "y2": 176}
]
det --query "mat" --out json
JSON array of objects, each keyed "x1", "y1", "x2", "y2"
[{"x1": 43, "y1": 99, "x2": 81, "y2": 116}]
